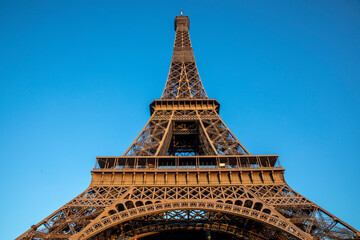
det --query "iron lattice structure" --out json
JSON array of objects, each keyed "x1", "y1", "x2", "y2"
[{"x1": 18, "y1": 15, "x2": 359, "y2": 240}]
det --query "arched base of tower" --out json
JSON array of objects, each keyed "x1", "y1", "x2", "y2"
[{"x1": 88, "y1": 209, "x2": 302, "y2": 240}]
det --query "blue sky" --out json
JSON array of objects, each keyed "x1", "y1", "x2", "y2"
[{"x1": 1, "y1": 0, "x2": 359, "y2": 239}]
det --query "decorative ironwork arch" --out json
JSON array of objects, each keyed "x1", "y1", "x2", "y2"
[
  {"x1": 76, "y1": 201, "x2": 312, "y2": 240},
  {"x1": 92, "y1": 214, "x2": 299, "y2": 240},
  {"x1": 126, "y1": 222, "x2": 250, "y2": 239}
]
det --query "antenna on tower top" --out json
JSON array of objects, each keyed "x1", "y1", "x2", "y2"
[{"x1": 180, "y1": 10, "x2": 183, "y2": 16}]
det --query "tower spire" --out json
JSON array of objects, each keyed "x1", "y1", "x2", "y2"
[
  {"x1": 161, "y1": 15, "x2": 207, "y2": 99},
  {"x1": 124, "y1": 15, "x2": 249, "y2": 157}
]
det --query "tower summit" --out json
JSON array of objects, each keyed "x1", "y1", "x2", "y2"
[
  {"x1": 124, "y1": 13, "x2": 249, "y2": 157},
  {"x1": 18, "y1": 14, "x2": 359, "y2": 240},
  {"x1": 162, "y1": 14, "x2": 206, "y2": 99}
]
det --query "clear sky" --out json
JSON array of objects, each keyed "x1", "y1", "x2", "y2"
[{"x1": 1, "y1": 1, "x2": 359, "y2": 239}]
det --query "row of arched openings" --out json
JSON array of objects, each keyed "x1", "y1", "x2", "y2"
[{"x1": 107, "y1": 199, "x2": 272, "y2": 216}]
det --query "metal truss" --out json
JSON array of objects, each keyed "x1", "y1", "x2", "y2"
[
  {"x1": 161, "y1": 16, "x2": 207, "y2": 100},
  {"x1": 17, "y1": 184, "x2": 359, "y2": 240},
  {"x1": 161, "y1": 62, "x2": 207, "y2": 100},
  {"x1": 89, "y1": 210, "x2": 301, "y2": 240},
  {"x1": 17, "y1": 14, "x2": 360, "y2": 240},
  {"x1": 124, "y1": 109, "x2": 249, "y2": 156}
]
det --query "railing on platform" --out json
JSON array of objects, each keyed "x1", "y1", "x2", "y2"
[{"x1": 94, "y1": 155, "x2": 281, "y2": 170}]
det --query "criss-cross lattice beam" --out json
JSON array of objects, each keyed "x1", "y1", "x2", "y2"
[
  {"x1": 16, "y1": 187, "x2": 132, "y2": 240},
  {"x1": 198, "y1": 109, "x2": 250, "y2": 155},
  {"x1": 246, "y1": 185, "x2": 358, "y2": 239},
  {"x1": 124, "y1": 109, "x2": 249, "y2": 156},
  {"x1": 17, "y1": 184, "x2": 360, "y2": 240},
  {"x1": 161, "y1": 16, "x2": 207, "y2": 100},
  {"x1": 124, "y1": 111, "x2": 171, "y2": 156}
]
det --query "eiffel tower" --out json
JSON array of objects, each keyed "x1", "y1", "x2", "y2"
[{"x1": 18, "y1": 14, "x2": 359, "y2": 240}]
